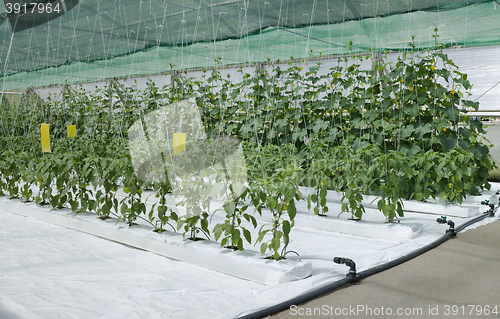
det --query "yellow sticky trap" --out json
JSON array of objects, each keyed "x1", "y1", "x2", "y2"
[
  {"x1": 40, "y1": 123, "x2": 51, "y2": 153},
  {"x1": 67, "y1": 125, "x2": 76, "y2": 138},
  {"x1": 173, "y1": 133, "x2": 186, "y2": 155}
]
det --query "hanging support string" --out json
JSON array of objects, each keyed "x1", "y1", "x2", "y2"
[{"x1": 473, "y1": 79, "x2": 500, "y2": 102}]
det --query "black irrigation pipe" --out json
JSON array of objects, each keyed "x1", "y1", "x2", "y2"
[
  {"x1": 237, "y1": 202, "x2": 499, "y2": 319},
  {"x1": 456, "y1": 202, "x2": 498, "y2": 233}
]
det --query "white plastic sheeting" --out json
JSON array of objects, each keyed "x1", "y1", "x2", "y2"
[
  {"x1": 0, "y1": 199, "x2": 312, "y2": 286},
  {"x1": 0, "y1": 183, "x2": 499, "y2": 319}
]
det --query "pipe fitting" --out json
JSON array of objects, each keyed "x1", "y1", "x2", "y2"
[
  {"x1": 481, "y1": 200, "x2": 495, "y2": 211},
  {"x1": 334, "y1": 257, "x2": 358, "y2": 282},
  {"x1": 437, "y1": 216, "x2": 456, "y2": 237}
]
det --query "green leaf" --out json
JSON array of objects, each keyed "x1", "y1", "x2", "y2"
[
  {"x1": 458, "y1": 127, "x2": 472, "y2": 139},
  {"x1": 311, "y1": 193, "x2": 317, "y2": 203},
  {"x1": 236, "y1": 238, "x2": 244, "y2": 251},
  {"x1": 443, "y1": 106, "x2": 459, "y2": 122},
  {"x1": 341, "y1": 202, "x2": 348, "y2": 212},
  {"x1": 470, "y1": 119, "x2": 485, "y2": 133},
  {"x1": 458, "y1": 139, "x2": 470, "y2": 150},
  {"x1": 320, "y1": 197, "x2": 327, "y2": 206},
  {"x1": 267, "y1": 196, "x2": 278, "y2": 211},
  {"x1": 396, "y1": 201, "x2": 405, "y2": 217},
  {"x1": 458, "y1": 78, "x2": 471, "y2": 90},
  {"x1": 415, "y1": 122, "x2": 433, "y2": 138},
  {"x1": 260, "y1": 243, "x2": 268, "y2": 255},
  {"x1": 354, "y1": 206, "x2": 364, "y2": 220},
  {"x1": 201, "y1": 218, "x2": 209, "y2": 233},
  {"x1": 278, "y1": 182, "x2": 287, "y2": 195},
  {"x1": 245, "y1": 214, "x2": 258, "y2": 228},
  {"x1": 170, "y1": 212, "x2": 179, "y2": 221},
  {"x1": 271, "y1": 236, "x2": 281, "y2": 251},
  {"x1": 320, "y1": 187, "x2": 327, "y2": 200},
  {"x1": 139, "y1": 202, "x2": 146, "y2": 214},
  {"x1": 284, "y1": 185, "x2": 296, "y2": 202},
  {"x1": 283, "y1": 220, "x2": 291, "y2": 237},
  {"x1": 213, "y1": 224, "x2": 223, "y2": 241},
  {"x1": 377, "y1": 198, "x2": 385, "y2": 211},
  {"x1": 120, "y1": 203, "x2": 128, "y2": 213},
  {"x1": 243, "y1": 228, "x2": 252, "y2": 244},
  {"x1": 221, "y1": 237, "x2": 228, "y2": 247},
  {"x1": 158, "y1": 205, "x2": 168, "y2": 217},
  {"x1": 259, "y1": 191, "x2": 267, "y2": 203},
  {"x1": 438, "y1": 134, "x2": 458, "y2": 151},
  {"x1": 70, "y1": 200, "x2": 79, "y2": 212},
  {"x1": 471, "y1": 144, "x2": 489, "y2": 160},
  {"x1": 256, "y1": 228, "x2": 269, "y2": 243},
  {"x1": 223, "y1": 201, "x2": 236, "y2": 215},
  {"x1": 287, "y1": 201, "x2": 297, "y2": 220},
  {"x1": 313, "y1": 120, "x2": 328, "y2": 133},
  {"x1": 231, "y1": 228, "x2": 241, "y2": 245}
]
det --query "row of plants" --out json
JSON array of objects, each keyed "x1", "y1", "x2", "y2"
[
  {"x1": 196, "y1": 35, "x2": 495, "y2": 222},
  {"x1": 0, "y1": 145, "x2": 303, "y2": 260},
  {"x1": 0, "y1": 34, "x2": 496, "y2": 259}
]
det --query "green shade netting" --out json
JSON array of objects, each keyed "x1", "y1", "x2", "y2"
[{"x1": 1, "y1": 0, "x2": 499, "y2": 90}]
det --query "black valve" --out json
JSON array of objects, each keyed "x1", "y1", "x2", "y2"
[
  {"x1": 481, "y1": 200, "x2": 496, "y2": 216},
  {"x1": 437, "y1": 216, "x2": 456, "y2": 237},
  {"x1": 481, "y1": 200, "x2": 495, "y2": 211},
  {"x1": 334, "y1": 257, "x2": 358, "y2": 282}
]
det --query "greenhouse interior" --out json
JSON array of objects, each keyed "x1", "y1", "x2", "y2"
[{"x1": 1, "y1": 0, "x2": 500, "y2": 318}]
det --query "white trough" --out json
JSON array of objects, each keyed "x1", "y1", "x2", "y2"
[{"x1": 298, "y1": 186, "x2": 499, "y2": 218}]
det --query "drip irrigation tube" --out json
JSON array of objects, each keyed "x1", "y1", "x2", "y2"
[{"x1": 237, "y1": 204, "x2": 498, "y2": 319}]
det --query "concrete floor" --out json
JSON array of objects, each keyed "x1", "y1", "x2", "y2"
[{"x1": 270, "y1": 219, "x2": 500, "y2": 319}]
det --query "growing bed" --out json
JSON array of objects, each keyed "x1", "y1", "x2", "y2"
[{"x1": 1, "y1": 182, "x2": 499, "y2": 318}]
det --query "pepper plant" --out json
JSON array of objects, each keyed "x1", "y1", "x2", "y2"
[
  {"x1": 213, "y1": 186, "x2": 255, "y2": 250},
  {"x1": 34, "y1": 155, "x2": 54, "y2": 206},
  {"x1": 119, "y1": 156, "x2": 147, "y2": 226},
  {"x1": 95, "y1": 157, "x2": 121, "y2": 219},
  {"x1": 49, "y1": 153, "x2": 74, "y2": 209},
  {"x1": 253, "y1": 157, "x2": 302, "y2": 261},
  {"x1": 20, "y1": 156, "x2": 36, "y2": 202},
  {"x1": 149, "y1": 182, "x2": 175, "y2": 233}
]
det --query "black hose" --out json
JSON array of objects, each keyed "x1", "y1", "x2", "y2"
[
  {"x1": 361, "y1": 206, "x2": 498, "y2": 279},
  {"x1": 455, "y1": 205, "x2": 498, "y2": 233},
  {"x1": 236, "y1": 277, "x2": 354, "y2": 319},
  {"x1": 236, "y1": 207, "x2": 497, "y2": 319},
  {"x1": 357, "y1": 230, "x2": 454, "y2": 279}
]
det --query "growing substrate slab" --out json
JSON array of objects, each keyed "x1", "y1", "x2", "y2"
[{"x1": 299, "y1": 186, "x2": 499, "y2": 218}]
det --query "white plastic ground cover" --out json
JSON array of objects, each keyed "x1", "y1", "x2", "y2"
[
  {"x1": 0, "y1": 199, "x2": 311, "y2": 286},
  {"x1": 0, "y1": 183, "x2": 499, "y2": 319}
]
